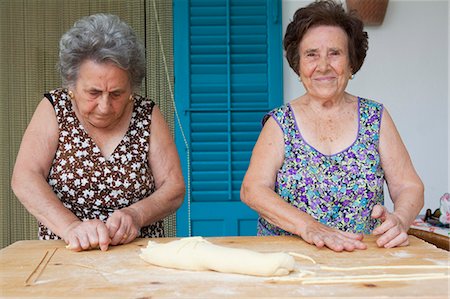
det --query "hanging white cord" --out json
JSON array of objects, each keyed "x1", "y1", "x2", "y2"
[{"x1": 152, "y1": 0, "x2": 192, "y2": 237}]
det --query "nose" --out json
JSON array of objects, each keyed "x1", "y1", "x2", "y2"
[
  {"x1": 97, "y1": 93, "x2": 112, "y2": 113},
  {"x1": 317, "y1": 55, "x2": 329, "y2": 72}
]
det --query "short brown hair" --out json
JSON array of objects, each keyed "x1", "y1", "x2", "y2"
[{"x1": 284, "y1": 0, "x2": 368, "y2": 76}]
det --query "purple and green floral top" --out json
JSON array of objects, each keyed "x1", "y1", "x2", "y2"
[{"x1": 258, "y1": 98, "x2": 385, "y2": 235}]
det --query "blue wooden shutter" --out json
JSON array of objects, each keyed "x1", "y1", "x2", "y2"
[{"x1": 174, "y1": 0, "x2": 282, "y2": 236}]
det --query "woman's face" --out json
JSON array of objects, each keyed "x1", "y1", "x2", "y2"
[
  {"x1": 298, "y1": 25, "x2": 352, "y2": 100},
  {"x1": 71, "y1": 60, "x2": 132, "y2": 129}
]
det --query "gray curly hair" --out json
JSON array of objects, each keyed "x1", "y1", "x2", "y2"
[{"x1": 58, "y1": 13, "x2": 146, "y2": 90}]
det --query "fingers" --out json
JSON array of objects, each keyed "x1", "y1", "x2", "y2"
[
  {"x1": 328, "y1": 236, "x2": 366, "y2": 252},
  {"x1": 337, "y1": 229, "x2": 365, "y2": 241},
  {"x1": 382, "y1": 231, "x2": 409, "y2": 248},
  {"x1": 105, "y1": 216, "x2": 120, "y2": 239},
  {"x1": 120, "y1": 232, "x2": 130, "y2": 244},
  {"x1": 106, "y1": 208, "x2": 141, "y2": 245},
  {"x1": 311, "y1": 234, "x2": 366, "y2": 252},
  {"x1": 96, "y1": 224, "x2": 111, "y2": 251},
  {"x1": 302, "y1": 224, "x2": 367, "y2": 252},
  {"x1": 371, "y1": 209, "x2": 410, "y2": 248},
  {"x1": 325, "y1": 229, "x2": 367, "y2": 251},
  {"x1": 311, "y1": 234, "x2": 325, "y2": 249},
  {"x1": 64, "y1": 220, "x2": 110, "y2": 251},
  {"x1": 322, "y1": 236, "x2": 344, "y2": 252},
  {"x1": 372, "y1": 205, "x2": 390, "y2": 236},
  {"x1": 105, "y1": 212, "x2": 127, "y2": 245},
  {"x1": 376, "y1": 225, "x2": 409, "y2": 248},
  {"x1": 107, "y1": 217, "x2": 126, "y2": 245},
  {"x1": 109, "y1": 230, "x2": 134, "y2": 245},
  {"x1": 371, "y1": 204, "x2": 387, "y2": 221}
]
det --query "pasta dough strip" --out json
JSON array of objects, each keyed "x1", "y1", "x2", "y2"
[
  {"x1": 300, "y1": 272, "x2": 449, "y2": 285},
  {"x1": 270, "y1": 272, "x2": 449, "y2": 284},
  {"x1": 288, "y1": 252, "x2": 317, "y2": 264},
  {"x1": 320, "y1": 264, "x2": 450, "y2": 271}
]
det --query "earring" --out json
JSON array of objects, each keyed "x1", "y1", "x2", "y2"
[
  {"x1": 129, "y1": 94, "x2": 134, "y2": 102},
  {"x1": 350, "y1": 74, "x2": 355, "y2": 80},
  {"x1": 298, "y1": 76, "x2": 302, "y2": 82},
  {"x1": 68, "y1": 90, "x2": 74, "y2": 99}
]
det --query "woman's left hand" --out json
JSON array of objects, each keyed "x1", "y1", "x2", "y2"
[
  {"x1": 106, "y1": 207, "x2": 142, "y2": 245},
  {"x1": 371, "y1": 204, "x2": 409, "y2": 248}
]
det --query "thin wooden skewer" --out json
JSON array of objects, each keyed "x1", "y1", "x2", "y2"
[{"x1": 24, "y1": 248, "x2": 58, "y2": 286}]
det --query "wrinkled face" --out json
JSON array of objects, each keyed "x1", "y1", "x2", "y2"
[
  {"x1": 298, "y1": 25, "x2": 352, "y2": 100},
  {"x1": 71, "y1": 60, "x2": 132, "y2": 129}
]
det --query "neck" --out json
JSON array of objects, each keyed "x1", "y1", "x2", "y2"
[{"x1": 303, "y1": 93, "x2": 351, "y2": 112}]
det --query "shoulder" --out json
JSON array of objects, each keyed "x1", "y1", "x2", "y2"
[
  {"x1": 25, "y1": 97, "x2": 59, "y2": 139},
  {"x1": 45, "y1": 88, "x2": 69, "y2": 99},
  {"x1": 358, "y1": 97, "x2": 384, "y2": 111},
  {"x1": 44, "y1": 88, "x2": 72, "y2": 110},
  {"x1": 262, "y1": 104, "x2": 290, "y2": 126},
  {"x1": 44, "y1": 87, "x2": 65, "y2": 99},
  {"x1": 358, "y1": 97, "x2": 385, "y2": 126},
  {"x1": 133, "y1": 94, "x2": 156, "y2": 114}
]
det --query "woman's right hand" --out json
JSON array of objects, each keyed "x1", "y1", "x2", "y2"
[
  {"x1": 63, "y1": 220, "x2": 111, "y2": 251},
  {"x1": 298, "y1": 219, "x2": 367, "y2": 252}
]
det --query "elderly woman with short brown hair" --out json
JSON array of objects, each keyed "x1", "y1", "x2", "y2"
[{"x1": 241, "y1": 0, "x2": 424, "y2": 252}]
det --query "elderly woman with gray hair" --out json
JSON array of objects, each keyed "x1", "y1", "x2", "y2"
[{"x1": 12, "y1": 14, "x2": 185, "y2": 251}]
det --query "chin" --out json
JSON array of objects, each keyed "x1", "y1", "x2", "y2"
[{"x1": 90, "y1": 119, "x2": 113, "y2": 128}]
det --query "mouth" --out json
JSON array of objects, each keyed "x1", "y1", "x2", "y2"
[
  {"x1": 314, "y1": 76, "x2": 336, "y2": 82},
  {"x1": 94, "y1": 113, "x2": 113, "y2": 119}
]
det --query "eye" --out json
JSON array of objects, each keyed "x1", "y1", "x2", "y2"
[
  {"x1": 329, "y1": 50, "x2": 341, "y2": 56},
  {"x1": 111, "y1": 92, "x2": 122, "y2": 99}
]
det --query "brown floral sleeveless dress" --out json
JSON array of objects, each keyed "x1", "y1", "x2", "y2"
[{"x1": 40, "y1": 88, "x2": 164, "y2": 240}]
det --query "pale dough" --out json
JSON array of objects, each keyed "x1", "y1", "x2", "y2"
[
  {"x1": 139, "y1": 237, "x2": 295, "y2": 276},
  {"x1": 320, "y1": 264, "x2": 450, "y2": 271},
  {"x1": 299, "y1": 272, "x2": 450, "y2": 284},
  {"x1": 270, "y1": 272, "x2": 450, "y2": 284}
]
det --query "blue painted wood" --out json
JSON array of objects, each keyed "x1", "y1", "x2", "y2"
[{"x1": 174, "y1": 0, "x2": 283, "y2": 237}]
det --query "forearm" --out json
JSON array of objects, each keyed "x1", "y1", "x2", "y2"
[
  {"x1": 11, "y1": 172, "x2": 80, "y2": 237},
  {"x1": 241, "y1": 184, "x2": 313, "y2": 235},
  {"x1": 128, "y1": 180, "x2": 185, "y2": 228},
  {"x1": 242, "y1": 182, "x2": 367, "y2": 252},
  {"x1": 391, "y1": 183, "x2": 424, "y2": 229}
]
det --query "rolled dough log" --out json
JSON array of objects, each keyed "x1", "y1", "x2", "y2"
[{"x1": 139, "y1": 237, "x2": 295, "y2": 276}]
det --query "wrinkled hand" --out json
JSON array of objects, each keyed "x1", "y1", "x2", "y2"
[
  {"x1": 63, "y1": 219, "x2": 111, "y2": 252},
  {"x1": 105, "y1": 207, "x2": 142, "y2": 246},
  {"x1": 299, "y1": 220, "x2": 367, "y2": 252},
  {"x1": 371, "y1": 204, "x2": 409, "y2": 248}
]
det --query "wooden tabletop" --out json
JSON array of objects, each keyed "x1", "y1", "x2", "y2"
[{"x1": 0, "y1": 235, "x2": 448, "y2": 298}]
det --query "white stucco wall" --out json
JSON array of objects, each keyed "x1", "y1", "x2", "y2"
[{"x1": 282, "y1": 0, "x2": 449, "y2": 214}]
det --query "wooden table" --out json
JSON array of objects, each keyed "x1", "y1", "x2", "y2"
[{"x1": 1, "y1": 235, "x2": 449, "y2": 298}]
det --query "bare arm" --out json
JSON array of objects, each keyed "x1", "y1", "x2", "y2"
[
  {"x1": 11, "y1": 99, "x2": 110, "y2": 246},
  {"x1": 241, "y1": 117, "x2": 366, "y2": 252},
  {"x1": 372, "y1": 108, "x2": 424, "y2": 248},
  {"x1": 106, "y1": 105, "x2": 185, "y2": 243}
]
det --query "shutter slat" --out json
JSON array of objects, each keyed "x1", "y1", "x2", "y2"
[{"x1": 175, "y1": 0, "x2": 282, "y2": 236}]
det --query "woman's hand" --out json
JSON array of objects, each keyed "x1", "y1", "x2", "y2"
[
  {"x1": 63, "y1": 220, "x2": 111, "y2": 251},
  {"x1": 105, "y1": 207, "x2": 142, "y2": 246},
  {"x1": 298, "y1": 219, "x2": 367, "y2": 252},
  {"x1": 371, "y1": 204, "x2": 409, "y2": 248}
]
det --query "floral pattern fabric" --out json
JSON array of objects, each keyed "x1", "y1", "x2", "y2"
[
  {"x1": 258, "y1": 98, "x2": 385, "y2": 235},
  {"x1": 40, "y1": 88, "x2": 164, "y2": 240}
]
